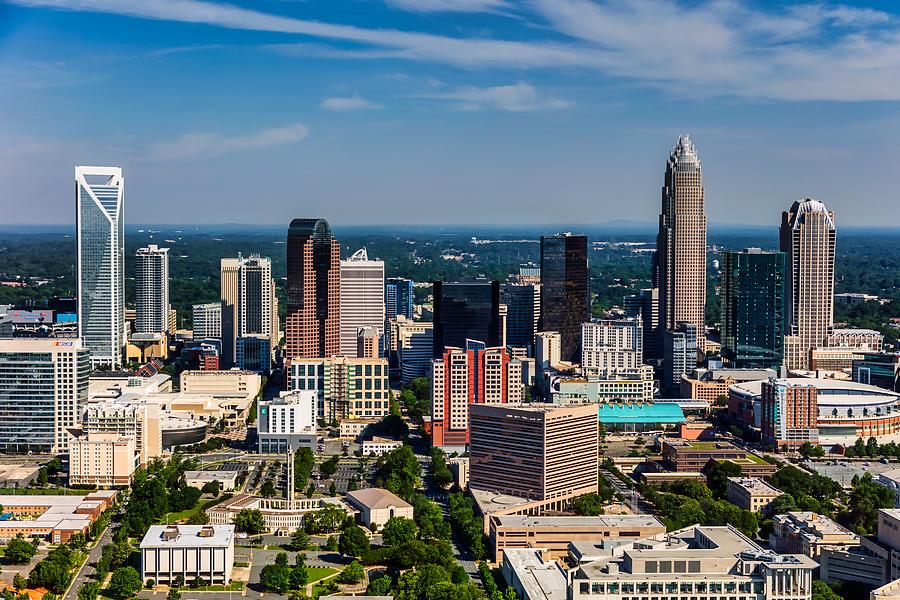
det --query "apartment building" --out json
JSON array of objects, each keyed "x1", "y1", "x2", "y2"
[
  {"x1": 68, "y1": 431, "x2": 137, "y2": 488},
  {"x1": 581, "y1": 319, "x2": 643, "y2": 378},
  {"x1": 288, "y1": 356, "x2": 389, "y2": 421}
]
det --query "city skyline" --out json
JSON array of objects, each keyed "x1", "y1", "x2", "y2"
[{"x1": 3, "y1": 1, "x2": 900, "y2": 227}]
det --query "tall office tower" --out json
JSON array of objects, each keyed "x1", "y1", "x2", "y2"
[
  {"x1": 285, "y1": 219, "x2": 341, "y2": 363},
  {"x1": 468, "y1": 403, "x2": 598, "y2": 502},
  {"x1": 761, "y1": 379, "x2": 818, "y2": 449},
  {"x1": 76, "y1": 166, "x2": 125, "y2": 369},
  {"x1": 220, "y1": 255, "x2": 275, "y2": 369},
  {"x1": 357, "y1": 327, "x2": 378, "y2": 359},
  {"x1": 539, "y1": 233, "x2": 589, "y2": 363},
  {"x1": 432, "y1": 280, "x2": 501, "y2": 358},
  {"x1": 663, "y1": 321, "x2": 698, "y2": 393},
  {"x1": 624, "y1": 287, "x2": 660, "y2": 359},
  {"x1": 0, "y1": 339, "x2": 90, "y2": 453},
  {"x1": 430, "y1": 346, "x2": 523, "y2": 450},
  {"x1": 535, "y1": 331, "x2": 561, "y2": 374},
  {"x1": 387, "y1": 316, "x2": 433, "y2": 384},
  {"x1": 780, "y1": 199, "x2": 836, "y2": 371},
  {"x1": 721, "y1": 248, "x2": 786, "y2": 369},
  {"x1": 501, "y1": 283, "x2": 541, "y2": 355},
  {"x1": 581, "y1": 319, "x2": 643, "y2": 378},
  {"x1": 219, "y1": 258, "x2": 241, "y2": 367},
  {"x1": 385, "y1": 277, "x2": 414, "y2": 320},
  {"x1": 192, "y1": 303, "x2": 222, "y2": 340},
  {"x1": 656, "y1": 135, "x2": 707, "y2": 357},
  {"x1": 134, "y1": 245, "x2": 169, "y2": 334},
  {"x1": 340, "y1": 248, "x2": 385, "y2": 357}
]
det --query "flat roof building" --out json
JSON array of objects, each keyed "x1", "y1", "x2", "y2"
[
  {"x1": 770, "y1": 512, "x2": 858, "y2": 558},
  {"x1": 140, "y1": 525, "x2": 235, "y2": 586},
  {"x1": 727, "y1": 477, "x2": 783, "y2": 514},
  {"x1": 501, "y1": 549, "x2": 567, "y2": 600},
  {"x1": 184, "y1": 470, "x2": 240, "y2": 492},
  {"x1": 660, "y1": 439, "x2": 776, "y2": 477}
]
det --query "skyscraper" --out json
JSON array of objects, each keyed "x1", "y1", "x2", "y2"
[
  {"x1": 581, "y1": 319, "x2": 643, "y2": 378},
  {"x1": 721, "y1": 248, "x2": 785, "y2": 369},
  {"x1": 501, "y1": 283, "x2": 541, "y2": 354},
  {"x1": 780, "y1": 199, "x2": 836, "y2": 371},
  {"x1": 285, "y1": 219, "x2": 341, "y2": 363},
  {"x1": 192, "y1": 303, "x2": 222, "y2": 340},
  {"x1": 219, "y1": 257, "x2": 241, "y2": 368},
  {"x1": 76, "y1": 166, "x2": 125, "y2": 369},
  {"x1": 656, "y1": 135, "x2": 707, "y2": 355},
  {"x1": 135, "y1": 245, "x2": 169, "y2": 335},
  {"x1": 340, "y1": 248, "x2": 385, "y2": 357},
  {"x1": 539, "y1": 233, "x2": 589, "y2": 363},
  {"x1": 220, "y1": 255, "x2": 276, "y2": 369},
  {"x1": 663, "y1": 321, "x2": 698, "y2": 393},
  {"x1": 624, "y1": 288, "x2": 660, "y2": 359},
  {"x1": 385, "y1": 277, "x2": 414, "y2": 320},
  {"x1": 432, "y1": 280, "x2": 501, "y2": 358}
]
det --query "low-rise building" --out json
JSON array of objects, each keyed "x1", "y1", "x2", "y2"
[
  {"x1": 140, "y1": 525, "x2": 235, "y2": 586},
  {"x1": 0, "y1": 491, "x2": 116, "y2": 543},
  {"x1": 501, "y1": 549, "x2": 567, "y2": 600},
  {"x1": 346, "y1": 487, "x2": 413, "y2": 529},
  {"x1": 339, "y1": 419, "x2": 377, "y2": 440},
  {"x1": 726, "y1": 477, "x2": 783, "y2": 513},
  {"x1": 550, "y1": 366, "x2": 654, "y2": 404},
  {"x1": 660, "y1": 439, "x2": 776, "y2": 476},
  {"x1": 68, "y1": 431, "x2": 137, "y2": 488},
  {"x1": 361, "y1": 437, "x2": 402, "y2": 456},
  {"x1": 680, "y1": 368, "x2": 776, "y2": 402},
  {"x1": 184, "y1": 470, "x2": 241, "y2": 492},
  {"x1": 206, "y1": 494, "x2": 353, "y2": 534},
  {"x1": 447, "y1": 457, "x2": 469, "y2": 489},
  {"x1": 770, "y1": 512, "x2": 859, "y2": 558},
  {"x1": 257, "y1": 391, "x2": 317, "y2": 454},
  {"x1": 820, "y1": 509, "x2": 900, "y2": 588}
]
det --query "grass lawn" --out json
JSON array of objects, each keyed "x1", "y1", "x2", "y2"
[
  {"x1": 311, "y1": 583, "x2": 338, "y2": 599},
  {"x1": 307, "y1": 567, "x2": 337, "y2": 583},
  {"x1": 190, "y1": 582, "x2": 244, "y2": 591},
  {"x1": 161, "y1": 498, "x2": 219, "y2": 524}
]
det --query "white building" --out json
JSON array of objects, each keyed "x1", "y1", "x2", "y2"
[
  {"x1": 135, "y1": 245, "x2": 170, "y2": 335},
  {"x1": 192, "y1": 303, "x2": 222, "y2": 340},
  {"x1": 140, "y1": 525, "x2": 235, "y2": 586},
  {"x1": 184, "y1": 470, "x2": 240, "y2": 492},
  {"x1": 361, "y1": 437, "x2": 402, "y2": 456},
  {"x1": 257, "y1": 390, "x2": 317, "y2": 454},
  {"x1": 535, "y1": 331, "x2": 562, "y2": 373},
  {"x1": 68, "y1": 431, "x2": 137, "y2": 488},
  {"x1": 581, "y1": 319, "x2": 643, "y2": 378},
  {"x1": 340, "y1": 248, "x2": 385, "y2": 357},
  {"x1": 0, "y1": 339, "x2": 90, "y2": 453},
  {"x1": 76, "y1": 165, "x2": 125, "y2": 369},
  {"x1": 220, "y1": 255, "x2": 278, "y2": 368}
]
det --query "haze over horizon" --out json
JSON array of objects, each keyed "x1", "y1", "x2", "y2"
[{"x1": 2, "y1": 0, "x2": 900, "y2": 227}]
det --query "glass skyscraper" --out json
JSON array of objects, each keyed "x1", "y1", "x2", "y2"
[
  {"x1": 386, "y1": 277, "x2": 415, "y2": 320},
  {"x1": 76, "y1": 166, "x2": 125, "y2": 369},
  {"x1": 432, "y1": 280, "x2": 501, "y2": 358},
  {"x1": 539, "y1": 233, "x2": 589, "y2": 363}
]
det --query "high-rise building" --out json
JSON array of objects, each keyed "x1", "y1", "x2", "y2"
[
  {"x1": 82, "y1": 402, "x2": 162, "y2": 466},
  {"x1": 663, "y1": 321, "x2": 698, "y2": 393},
  {"x1": 624, "y1": 287, "x2": 660, "y2": 359},
  {"x1": 76, "y1": 166, "x2": 125, "y2": 369},
  {"x1": 721, "y1": 248, "x2": 786, "y2": 369},
  {"x1": 468, "y1": 403, "x2": 598, "y2": 502},
  {"x1": 220, "y1": 255, "x2": 276, "y2": 369},
  {"x1": 501, "y1": 283, "x2": 541, "y2": 354},
  {"x1": 535, "y1": 331, "x2": 562, "y2": 374},
  {"x1": 385, "y1": 277, "x2": 414, "y2": 320},
  {"x1": 340, "y1": 248, "x2": 385, "y2": 357},
  {"x1": 780, "y1": 199, "x2": 837, "y2": 371},
  {"x1": 288, "y1": 356, "x2": 389, "y2": 422},
  {"x1": 430, "y1": 346, "x2": 522, "y2": 450},
  {"x1": 257, "y1": 391, "x2": 317, "y2": 454},
  {"x1": 135, "y1": 245, "x2": 170, "y2": 335},
  {"x1": 356, "y1": 326, "x2": 378, "y2": 359},
  {"x1": 285, "y1": 219, "x2": 341, "y2": 363},
  {"x1": 386, "y1": 316, "x2": 433, "y2": 384},
  {"x1": 432, "y1": 280, "x2": 501, "y2": 358},
  {"x1": 192, "y1": 303, "x2": 222, "y2": 340},
  {"x1": 761, "y1": 379, "x2": 818, "y2": 449},
  {"x1": 0, "y1": 339, "x2": 90, "y2": 453},
  {"x1": 656, "y1": 135, "x2": 707, "y2": 357},
  {"x1": 539, "y1": 233, "x2": 589, "y2": 363},
  {"x1": 219, "y1": 258, "x2": 241, "y2": 367},
  {"x1": 581, "y1": 319, "x2": 643, "y2": 378}
]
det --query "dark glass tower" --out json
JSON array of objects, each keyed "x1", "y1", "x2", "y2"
[
  {"x1": 385, "y1": 277, "x2": 414, "y2": 320},
  {"x1": 539, "y1": 233, "x2": 589, "y2": 363},
  {"x1": 432, "y1": 280, "x2": 501, "y2": 358},
  {"x1": 721, "y1": 248, "x2": 785, "y2": 369}
]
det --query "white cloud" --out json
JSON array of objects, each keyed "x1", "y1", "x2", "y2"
[
  {"x1": 148, "y1": 122, "x2": 309, "y2": 159},
  {"x1": 384, "y1": 0, "x2": 508, "y2": 13},
  {"x1": 417, "y1": 82, "x2": 572, "y2": 111},
  {"x1": 320, "y1": 94, "x2": 384, "y2": 111}
]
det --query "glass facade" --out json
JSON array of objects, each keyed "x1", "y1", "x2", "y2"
[
  {"x1": 432, "y1": 280, "x2": 501, "y2": 357},
  {"x1": 539, "y1": 234, "x2": 589, "y2": 362},
  {"x1": 385, "y1": 277, "x2": 414, "y2": 320}
]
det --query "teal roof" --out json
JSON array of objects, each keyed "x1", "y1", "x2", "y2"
[{"x1": 598, "y1": 403, "x2": 686, "y2": 424}]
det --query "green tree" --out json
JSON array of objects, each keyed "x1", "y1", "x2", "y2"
[
  {"x1": 200, "y1": 480, "x2": 221, "y2": 496},
  {"x1": 329, "y1": 482, "x2": 337, "y2": 497},
  {"x1": 233, "y1": 509, "x2": 266, "y2": 535},
  {"x1": 572, "y1": 493, "x2": 605, "y2": 516},
  {"x1": 704, "y1": 460, "x2": 744, "y2": 499},
  {"x1": 259, "y1": 553, "x2": 292, "y2": 594},
  {"x1": 260, "y1": 479, "x2": 277, "y2": 498},
  {"x1": 77, "y1": 583, "x2": 100, "y2": 600},
  {"x1": 108, "y1": 567, "x2": 143, "y2": 600},
  {"x1": 382, "y1": 516, "x2": 419, "y2": 546},
  {"x1": 373, "y1": 445, "x2": 421, "y2": 501},
  {"x1": 6, "y1": 535, "x2": 38, "y2": 564},
  {"x1": 320, "y1": 456, "x2": 340, "y2": 478},
  {"x1": 339, "y1": 525, "x2": 370, "y2": 558},
  {"x1": 337, "y1": 560, "x2": 365, "y2": 584},
  {"x1": 305, "y1": 484, "x2": 316, "y2": 498},
  {"x1": 166, "y1": 589, "x2": 181, "y2": 600},
  {"x1": 288, "y1": 528, "x2": 310, "y2": 551},
  {"x1": 36, "y1": 468, "x2": 49, "y2": 487},
  {"x1": 13, "y1": 574, "x2": 26, "y2": 592},
  {"x1": 812, "y1": 580, "x2": 844, "y2": 600},
  {"x1": 367, "y1": 575, "x2": 392, "y2": 595},
  {"x1": 288, "y1": 554, "x2": 308, "y2": 589}
]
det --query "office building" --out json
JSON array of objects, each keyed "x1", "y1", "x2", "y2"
[
  {"x1": 656, "y1": 135, "x2": 707, "y2": 356},
  {"x1": 501, "y1": 283, "x2": 541, "y2": 354},
  {"x1": 581, "y1": 319, "x2": 642, "y2": 378},
  {"x1": 624, "y1": 287, "x2": 661, "y2": 359},
  {"x1": 0, "y1": 339, "x2": 90, "y2": 453},
  {"x1": 235, "y1": 335, "x2": 271, "y2": 375},
  {"x1": 340, "y1": 248, "x2": 385, "y2": 357},
  {"x1": 726, "y1": 477, "x2": 783, "y2": 513},
  {"x1": 535, "y1": 331, "x2": 562, "y2": 374},
  {"x1": 386, "y1": 315, "x2": 433, "y2": 383},
  {"x1": 285, "y1": 218, "x2": 341, "y2": 363},
  {"x1": 721, "y1": 248, "x2": 785, "y2": 369},
  {"x1": 192, "y1": 303, "x2": 222, "y2": 340},
  {"x1": 0, "y1": 491, "x2": 117, "y2": 544},
  {"x1": 385, "y1": 277, "x2": 414, "y2": 320},
  {"x1": 288, "y1": 356, "x2": 389, "y2": 421},
  {"x1": 184, "y1": 470, "x2": 240, "y2": 492},
  {"x1": 134, "y1": 245, "x2": 170, "y2": 335},
  {"x1": 539, "y1": 233, "x2": 589, "y2": 363},
  {"x1": 82, "y1": 401, "x2": 163, "y2": 466},
  {"x1": 550, "y1": 366, "x2": 655, "y2": 404},
  {"x1": 680, "y1": 367, "x2": 776, "y2": 402},
  {"x1": 346, "y1": 488, "x2": 414, "y2": 529},
  {"x1": 819, "y1": 508, "x2": 900, "y2": 589},
  {"x1": 469, "y1": 403, "x2": 598, "y2": 502},
  {"x1": 501, "y1": 549, "x2": 566, "y2": 600},
  {"x1": 76, "y1": 166, "x2": 125, "y2": 369},
  {"x1": 68, "y1": 431, "x2": 137, "y2": 488},
  {"x1": 663, "y1": 321, "x2": 698, "y2": 393},
  {"x1": 660, "y1": 439, "x2": 776, "y2": 477},
  {"x1": 356, "y1": 326, "x2": 378, "y2": 359},
  {"x1": 257, "y1": 391, "x2": 317, "y2": 454},
  {"x1": 220, "y1": 256, "x2": 276, "y2": 369},
  {"x1": 432, "y1": 280, "x2": 502, "y2": 357},
  {"x1": 855, "y1": 352, "x2": 900, "y2": 393},
  {"x1": 430, "y1": 346, "x2": 523, "y2": 449},
  {"x1": 828, "y1": 328, "x2": 884, "y2": 352},
  {"x1": 140, "y1": 525, "x2": 235, "y2": 586},
  {"x1": 568, "y1": 525, "x2": 816, "y2": 600},
  {"x1": 781, "y1": 199, "x2": 837, "y2": 370},
  {"x1": 770, "y1": 512, "x2": 858, "y2": 558},
  {"x1": 761, "y1": 379, "x2": 818, "y2": 449},
  {"x1": 361, "y1": 437, "x2": 403, "y2": 457}
]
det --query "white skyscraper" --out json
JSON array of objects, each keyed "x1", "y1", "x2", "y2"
[
  {"x1": 135, "y1": 245, "x2": 169, "y2": 334},
  {"x1": 76, "y1": 166, "x2": 125, "y2": 369},
  {"x1": 192, "y1": 303, "x2": 222, "y2": 340},
  {"x1": 340, "y1": 248, "x2": 385, "y2": 357}
]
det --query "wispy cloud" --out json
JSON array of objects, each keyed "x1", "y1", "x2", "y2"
[
  {"x1": 320, "y1": 94, "x2": 384, "y2": 111},
  {"x1": 11, "y1": 0, "x2": 900, "y2": 101},
  {"x1": 148, "y1": 122, "x2": 309, "y2": 159},
  {"x1": 416, "y1": 82, "x2": 571, "y2": 111},
  {"x1": 383, "y1": 0, "x2": 508, "y2": 13}
]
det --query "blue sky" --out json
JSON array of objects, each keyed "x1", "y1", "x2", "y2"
[{"x1": 1, "y1": 0, "x2": 900, "y2": 227}]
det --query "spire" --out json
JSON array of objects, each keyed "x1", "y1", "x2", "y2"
[{"x1": 671, "y1": 134, "x2": 700, "y2": 165}]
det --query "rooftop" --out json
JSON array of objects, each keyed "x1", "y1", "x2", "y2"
[
  {"x1": 494, "y1": 515, "x2": 664, "y2": 529},
  {"x1": 776, "y1": 512, "x2": 858, "y2": 539},
  {"x1": 598, "y1": 403, "x2": 686, "y2": 424},
  {"x1": 346, "y1": 487, "x2": 411, "y2": 510},
  {"x1": 140, "y1": 525, "x2": 235, "y2": 548},
  {"x1": 728, "y1": 477, "x2": 782, "y2": 496},
  {"x1": 502, "y1": 549, "x2": 567, "y2": 600}
]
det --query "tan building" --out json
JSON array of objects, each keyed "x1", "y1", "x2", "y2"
[
  {"x1": 340, "y1": 249, "x2": 385, "y2": 357},
  {"x1": 469, "y1": 403, "x2": 598, "y2": 503},
  {"x1": 660, "y1": 439, "x2": 776, "y2": 477},
  {"x1": 68, "y1": 431, "x2": 137, "y2": 488},
  {"x1": 288, "y1": 356, "x2": 390, "y2": 421},
  {"x1": 181, "y1": 370, "x2": 261, "y2": 396},
  {"x1": 82, "y1": 401, "x2": 163, "y2": 465},
  {"x1": 781, "y1": 199, "x2": 836, "y2": 371},
  {"x1": 829, "y1": 328, "x2": 884, "y2": 352},
  {"x1": 206, "y1": 494, "x2": 353, "y2": 534},
  {"x1": 345, "y1": 488, "x2": 413, "y2": 529},
  {"x1": 489, "y1": 514, "x2": 666, "y2": 562},
  {"x1": 356, "y1": 327, "x2": 379, "y2": 359},
  {"x1": 726, "y1": 477, "x2": 783, "y2": 513},
  {"x1": 770, "y1": 511, "x2": 858, "y2": 558},
  {"x1": 811, "y1": 345, "x2": 870, "y2": 371},
  {"x1": 0, "y1": 491, "x2": 116, "y2": 543}
]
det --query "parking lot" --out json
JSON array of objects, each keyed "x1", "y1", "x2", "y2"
[{"x1": 805, "y1": 458, "x2": 898, "y2": 488}]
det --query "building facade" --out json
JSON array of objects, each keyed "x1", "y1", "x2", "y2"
[
  {"x1": 539, "y1": 233, "x2": 589, "y2": 363},
  {"x1": 135, "y1": 245, "x2": 170, "y2": 335},
  {"x1": 140, "y1": 525, "x2": 235, "y2": 586},
  {"x1": 340, "y1": 248, "x2": 385, "y2": 357},
  {"x1": 386, "y1": 315, "x2": 433, "y2": 384},
  {"x1": 385, "y1": 277, "x2": 414, "y2": 320},
  {"x1": 432, "y1": 280, "x2": 502, "y2": 357},
  {"x1": 501, "y1": 283, "x2": 541, "y2": 355},
  {"x1": 624, "y1": 287, "x2": 661, "y2": 359},
  {"x1": 581, "y1": 319, "x2": 643, "y2": 378},
  {"x1": 761, "y1": 379, "x2": 819, "y2": 449},
  {"x1": 288, "y1": 356, "x2": 389, "y2": 421},
  {"x1": 663, "y1": 321, "x2": 698, "y2": 393},
  {"x1": 726, "y1": 477, "x2": 783, "y2": 513},
  {"x1": 68, "y1": 431, "x2": 137, "y2": 488},
  {"x1": 220, "y1": 255, "x2": 276, "y2": 369},
  {"x1": 770, "y1": 512, "x2": 858, "y2": 558},
  {"x1": 191, "y1": 303, "x2": 222, "y2": 341},
  {"x1": 257, "y1": 391, "x2": 317, "y2": 454}
]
